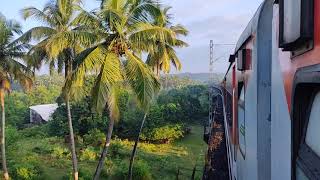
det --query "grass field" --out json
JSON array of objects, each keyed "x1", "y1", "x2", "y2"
[{"x1": 6, "y1": 124, "x2": 207, "y2": 179}]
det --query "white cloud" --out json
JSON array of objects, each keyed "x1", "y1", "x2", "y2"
[
  {"x1": 160, "y1": 0, "x2": 263, "y2": 73},
  {"x1": 0, "y1": 0, "x2": 264, "y2": 74}
]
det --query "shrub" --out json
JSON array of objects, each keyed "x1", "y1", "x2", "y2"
[
  {"x1": 20, "y1": 125, "x2": 49, "y2": 138},
  {"x1": 51, "y1": 146, "x2": 71, "y2": 159},
  {"x1": 16, "y1": 167, "x2": 38, "y2": 180},
  {"x1": 6, "y1": 126, "x2": 21, "y2": 146},
  {"x1": 79, "y1": 168, "x2": 92, "y2": 180},
  {"x1": 110, "y1": 141, "x2": 125, "y2": 157},
  {"x1": 109, "y1": 139, "x2": 131, "y2": 157},
  {"x1": 143, "y1": 124, "x2": 184, "y2": 143},
  {"x1": 112, "y1": 160, "x2": 152, "y2": 180},
  {"x1": 132, "y1": 160, "x2": 152, "y2": 180},
  {"x1": 83, "y1": 129, "x2": 105, "y2": 147},
  {"x1": 103, "y1": 158, "x2": 115, "y2": 176},
  {"x1": 111, "y1": 161, "x2": 127, "y2": 180},
  {"x1": 80, "y1": 147, "x2": 97, "y2": 161},
  {"x1": 13, "y1": 164, "x2": 40, "y2": 180}
]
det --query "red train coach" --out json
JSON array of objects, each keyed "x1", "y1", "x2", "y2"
[{"x1": 206, "y1": 0, "x2": 320, "y2": 179}]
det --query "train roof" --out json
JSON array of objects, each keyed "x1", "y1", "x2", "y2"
[{"x1": 234, "y1": 0, "x2": 268, "y2": 53}]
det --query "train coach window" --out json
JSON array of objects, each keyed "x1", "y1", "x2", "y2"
[
  {"x1": 305, "y1": 92, "x2": 320, "y2": 157},
  {"x1": 278, "y1": 0, "x2": 314, "y2": 55},
  {"x1": 293, "y1": 87, "x2": 320, "y2": 179},
  {"x1": 237, "y1": 49, "x2": 251, "y2": 71},
  {"x1": 238, "y1": 82, "x2": 245, "y2": 158}
]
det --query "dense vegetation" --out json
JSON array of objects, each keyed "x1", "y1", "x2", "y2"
[
  {"x1": 0, "y1": 0, "x2": 211, "y2": 179},
  {"x1": 4, "y1": 75, "x2": 208, "y2": 179}
]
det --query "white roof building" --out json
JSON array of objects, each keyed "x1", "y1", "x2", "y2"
[{"x1": 29, "y1": 104, "x2": 58, "y2": 123}]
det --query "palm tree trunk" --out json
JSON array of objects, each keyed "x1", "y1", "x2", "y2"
[
  {"x1": 93, "y1": 118, "x2": 115, "y2": 180},
  {"x1": 128, "y1": 113, "x2": 147, "y2": 180},
  {"x1": 66, "y1": 98, "x2": 78, "y2": 180},
  {"x1": 65, "y1": 53, "x2": 78, "y2": 180},
  {"x1": 0, "y1": 89, "x2": 9, "y2": 180}
]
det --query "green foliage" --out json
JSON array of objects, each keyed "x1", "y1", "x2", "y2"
[
  {"x1": 6, "y1": 126, "x2": 21, "y2": 147},
  {"x1": 142, "y1": 124, "x2": 184, "y2": 143},
  {"x1": 27, "y1": 85, "x2": 61, "y2": 105},
  {"x1": 79, "y1": 147, "x2": 97, "y2": 161},
  {"x1": 20, "y1": 125, "x2": 49, "y2": 138},
  {"x1": 157, "y1": 85, "x2": 209, "y2": 122},
  {"x1": 5, "y1": 124, "x2": 206, "y2": 179},
  {"x1": 78, "y1": 168, "x2": 93, "y2": 180},
  {"x1": 5, "y1": 75, "x2": 62, "y2": 129},
  {"x1": 83, "y1": 128, "x2": 105, "y2": 147},
  {"x1": 48, "y1": 98, "x2": 108, "y2": 137},
  {"x1": 160, "y1": 76, "x2": 201, "y2": 89},
  {"x1": 51, "y1": 146, "x2": 71, "y2": 159},
  {"x1": 14, "y1": 165, "x2": 39, "y2": 180},
  {"x1": 11, "y1": 155, "x2": 42, "y2": 180},
  {"x1": 5, "y1": 93, "x2": 29, "y2": 128},
  {"x1": 109, "y1": 139, "x2": 128, "y2": 158},
  {"x1": 112, "y1": 160, "x2": 152, "y2": 180},
  {"x1": 0, "y1": 13, "x2": 33, "y2": 96}
]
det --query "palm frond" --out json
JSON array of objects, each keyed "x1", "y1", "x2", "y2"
[
  {"x1": 128, "y1": 1, "x2": 162, "y2": 24},
  {"x1": 14, "y1": 26, "x2": 56, "y2": 43},
  {"x1": 125, "y1": 50, "x2": 159, "y2": 108},
  {"x1": 91, "y1": 52, "x2": 123, "y2": 113},
  {"x1": 170, "y1": 24, "x2": 189, "y2": 36},
  {"x1": 129, "y1": 23, "x2": 176, "y2": 49},
  {"x1": 166, "y1": 45, "x2": 182, "y2": 71},
  {"x1": 20, "y1": 7, "x2": 58, "y2": 27},
  {"x1": 45, "y1": 31, "x2": 97, "y2": 59},
  {"x1": 107, "y1": 85, "x2": 121, "y2": 121}
]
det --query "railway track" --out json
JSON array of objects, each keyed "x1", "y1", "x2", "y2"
[{"x1": 203, "y1": 94, "x2": 229, "y2": 180}]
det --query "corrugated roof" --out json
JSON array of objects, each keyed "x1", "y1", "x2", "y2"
[{"x1": 30, "y1": 104, "x2": 58, "y2": 122}]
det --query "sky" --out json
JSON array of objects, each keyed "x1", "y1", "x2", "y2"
[{"x1": 0, "y1": 0, "x2": 263, "y2": 74}]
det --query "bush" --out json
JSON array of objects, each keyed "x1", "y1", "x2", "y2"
[
  {"x1": 13, "y1": 164, "x2": 40, "y2": 180},
  {"x1": 80, "y1": 147, "x2": 97, "y2": 161},
  {"x1": 79, "y1": 168, "x2": 92, "y2": 180},
  {"x1": 103, "y1": 158, "x2": 115, "y2": 176},
  {"x1": 16, "y1": 167, "x2": 38, "y2": 180},
  {"x1": 20, "y1": 125, "x2": 49, "y2": 138},
  {"x1": 49, "y1": 96, "x2": 109, "y2": 137},
  {"x1": 109, "y1": 139, "x2": 130, "y2": 157},
  {"x1": 32, "y1": 144, "x2": 52, "y2": 155},
  {"x1": 6, "y1": 126, "x2": 21, "y2": 146},
  {"x1": 143, "y1": 124, "x2": 184, "y2": 143},
  {"x1": 112, "y1": 160, "x2": 152, "y2": 180},
  {"x1": 51, "y1": 146, "x2": 71, "y2": 159},
  {"x1": 83, "y1": 128, "x2": 105, "y2": 147}
]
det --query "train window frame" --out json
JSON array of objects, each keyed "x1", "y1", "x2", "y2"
[
  {"x1": 238, "y1": 82, "x2": 246, "y2": 159},
  {"x1": 291, "y1": 64, "x2": 320, "y2": 180},
  {"x1": 278, "y1": 0, "x2": 314, "y2": 57}
]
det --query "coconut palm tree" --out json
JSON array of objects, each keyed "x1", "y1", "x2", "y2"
[
  {"x1": 63, "y1": 0, "x2": 177, "y2": 179},
  {"x1": 128, "y1": 8, "x2": 188, "y2": 179},
  {"x1": 18, "y1": 0, "x2": 96, "y2": 179},
  {"x1": 127, "y1": 111, "x2": 148, "y2": 180},
  {"x1": 146, "y1": 7, "x2": 188, "y2": 77},
  {"x1": 0, "y1": 14, "x2": 33, "y2": 180}
]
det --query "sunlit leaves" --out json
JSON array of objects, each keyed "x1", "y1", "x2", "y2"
[
  {"x1": 145, "y1": 8, "x2": 188, "y2": 75},
  {"x1": 125, "y1": 50, "x2": 160, "y2": 108}
]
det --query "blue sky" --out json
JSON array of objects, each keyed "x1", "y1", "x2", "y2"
[{"x1": 0, "y1": 0, "x2": 263, "y2": 74}]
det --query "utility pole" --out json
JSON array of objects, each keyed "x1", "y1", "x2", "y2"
[
  {"x1": 207, "y1": 40, "x2": 235, "y2": 133},
  {"x1": 208, "y1": 40, "x2": 214, "y2": 133},
  {"x1": 209, "y1": 40, "x2": 214, "y2": 83}
]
